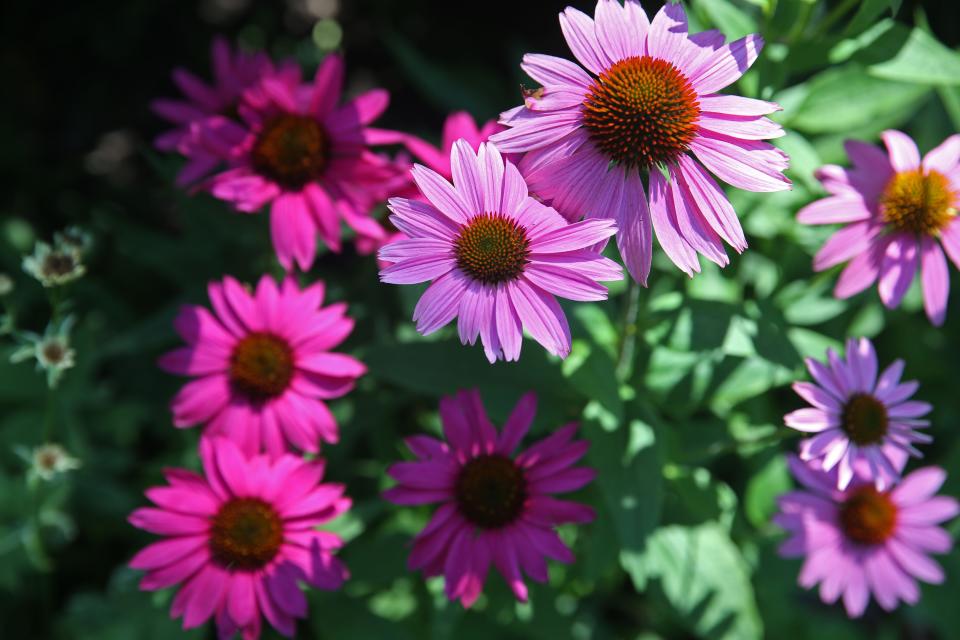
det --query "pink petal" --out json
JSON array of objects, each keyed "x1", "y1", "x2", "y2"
[
  {"x1": 413, "y1": 270, "x2": 470, "y2": 335},
  {"x1": 881, "y1": 130, "x2": 921, "y2": 173},
  {"x1": 690, "y1": 133, "x2": 791, "y2": 193},
  {"x1": 616, "y1": 172, "x2": 654, "y2": 285},
  {"x1": 310, "y1": 54, "x2": 344, "y2": 118},
  {"x1": 520, "y1": 53, "x2": 592, "y2": 90},
  {"x1": 689, "y1": 34, "x2": 764, "y2": 94},
  {"x1": 922, "y1": 134, "x2": 960, "y2": 174},
  {"x1": 813, "y1": 221, "x2": 882, "y2": 271},
  {"x1": 508, "y1": 279, "x2": 572, "y2": 358},
  {"x1": 892, "y1": 467, "x2": 947, "y2": 507},
  {"x1": 558, "y1": 7, "x2": 610, "y2": 75},
  {"x1": 411, "y1": 164, "x2": 471, "y2": 224},
  {"x1": 797, "y1": 196, "x2": 872, "y2": 225},
  {"x1": 878, "y1": 235, "x2": 919, "y2": 309},
  {"x1": 919, "y1": 236, "x2": 949, "y2": 326}
]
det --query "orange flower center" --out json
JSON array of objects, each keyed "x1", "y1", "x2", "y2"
[
  {"x1": 841, "y1": 393, "x2": 889, "y2": 446},
  {"x1": 879, "y1": 169, "x2": 955, "y2": 235},
  {"x1": 210, "y1": 498, "x2": 283, "y2": 570},
  {"x1": 582, "y1": 56, "x2": 700, "y2": 170},
  {"x1": 229, "y1": 333, "x2": 294, "y2": 401},
  {"x1": 251, "y1": 114, "x2": 330, "y2": 189},
  {"x1": 455, "y1": 454, "x2": 526, "y2": 528},
  {"x1": 454, "y1": 213, "x2": 530, "y2": 284},
  {"x1": 838, "y1": 486, "x2": 897, "y2": 546}
]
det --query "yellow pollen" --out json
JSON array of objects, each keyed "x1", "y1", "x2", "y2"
[
  {"x1": 879, "y1": 169, "x2": 955, "y2": 235},
  {"x1": 582, "y1": 55, "x2": 700, "y2": 170}
]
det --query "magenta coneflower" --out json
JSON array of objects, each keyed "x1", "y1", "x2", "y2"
[
  {"x1": 159, "y1": 275, "x2": 365, "y2": 457},
  {"x1": 129, "y1": 437, "x2": 350, "y2": 638},
  {"x1": 489, "y1": 0, "x2": 789, "y2": 283},
  {"x1": 785, "y1": 337, "x2": 932, "y2": 490},
  {"x1": 152, "y1": 37, "x2": 296, "y2": 186},
  {"x1": 775, "y1": 455, "x2": 958, "y2": 618},
  {"x1": 798, "y1": 131, "x2": 960, "y2": 325},
  {"x1": 201, "y1": 53, "x2": 404, "y2": 271},
  {"x1": 379, "y1": 140, "x2": 622, "y2": 363},
  {"x1": 384, "y1": 390, "x2": 595, "y2": 607}
]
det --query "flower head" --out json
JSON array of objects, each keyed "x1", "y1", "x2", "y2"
[
  {"x1": 798, "y1": 131, "x2": 960, "y2": 325},
  {"x1": 159, "y1": 275, "x2": 365, "y2": 457},
  {"x1": 785, "y1": 338, "x2": 931, "y2": 490},
  {"x1": 26, "y1": 443, "x2": 81, "y2": 481},
  {"x1": 22, "y1": 242, "x2": 85, "y2": 288},
  {"x1": 202, "y1": 54, "x2": 404, "y2": 271},
  {"x1": 10, "y1": 315, "x2": 77, "y2": 388},
  {"x1": 490, "y1": 1, "x2": 789, "y2": 284},
  {"x1": 775, "y1": 455, "x2": 958, "y2": 618},
  {"x1": 384, "y1": 390, "x2": 595, "y2": 607},
  {"x1": 379, "y1": 140, "x2": 622, "y2": 362},
  {"x1": 129, "y1": 437, "x2": 349, "y2": 638},
  {"x1": 152, "y1": 37, "x2": 298, "y2": 186}
]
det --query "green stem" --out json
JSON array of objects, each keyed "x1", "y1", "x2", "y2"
[
  {"x1": 818, "y1": 0, "x2": 859, "y2": 35},
  {"x1": 615, "y1": 279, "x2": 641, "y2": 382},
  {"x1": 705, "y1": 428, "x2": 798, "y2": 458}
]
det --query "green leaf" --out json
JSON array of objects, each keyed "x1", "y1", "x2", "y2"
[
  {"x1": 744, "y1": 454, "x2": 790, "y2": 527},
  {"x1": 869, "y1": 27, "x2": 960, "y2": 86},
  {"x1": 634, "y1": 524, "x2": 763, "y2": 640},
  {"x1": 586, "y1": 416, "x2": 662, "y2": 590},
  {"x1": 781, "y1": 65, "x2": 929, "y2": 134},
  {"x1": 562, "y1": 340, "x2": 623, "y2": 421},
  {"x1": 696, "y1": 0, "x2": 757, "y2": 40},
  {"x1": 843, "y1": 0, "x2": 898, "y2": 36},
  {"x1": 939, "y1": 85, "x2": 960, "y2": 130}
]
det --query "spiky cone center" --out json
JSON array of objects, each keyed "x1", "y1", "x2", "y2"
[
  {"x1": 229, "y1": 333, "x2": 294, "y2": 401},
  {"x1": 251, "y1": 114, "x2": 330, "y2": 189},
  {"x1": 210, "y1": 498, "x2": 284, "y2": 570},
  {"x1": 454, "y1": 213, "x2": 531, "y2": 284},
  {"x1": 841, "y1": 393, "x2": 889, "y2": 446},
  {"x1": 455, "y1": 454, "x2": 527, "y2": 529},
  {"x1": 839, "y1": 486, "x2": 897, "y2": 546},
  {"x1": 880, "y1": 169, "x2": 955, "y2": 235},
  {"x1": 582, "y1": 55, "x2": 700, "y2": 170}
]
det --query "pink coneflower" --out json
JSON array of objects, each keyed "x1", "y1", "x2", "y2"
[
  {"x1": 355, "y1": 112, "x2": 505, "y2": 263},
  {"x1": 201, "y1": 53, "x2": 404, "y2": 271},
  {"x1": 378, "y1": 140, "x2": 622, "y2": 362},
  {"x1": 785, "y1": 337, "x2": 932, "y2": 490},
  {"x1": 129, "y1": 437, "x2": 349, "y2": 638},
  {"x1": 490, "y1": 1, "x2": 789, "y2": 283},
  {"x1": 152, "y1": 37, "x2": 296, "y2": 186},
  {"x1": 384, "y1": 390, "x2": 595, "y2": 607},
  {"x1": 159, "y1": 275, "x2": 365, "y2": 457},
  {"x1": 775, "y1": 455, "x2": 958, "y2": 618},
  {"x1": 798, "y1": 131, "x2": 960, "y2": 326}
]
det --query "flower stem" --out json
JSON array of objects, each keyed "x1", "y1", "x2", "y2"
[{"x1": 616, "y1": 279, "x2": 641, "y2": 382}]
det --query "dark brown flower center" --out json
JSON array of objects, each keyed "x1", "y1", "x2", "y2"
[
  {"x1": 880, "y1": 169, "x2": 955, "y2": 235},
  {"x1": 41, "y1": 341, "x2": 66, "y2": 364},
  {"x1": 229, "y1": 333, "x2": 294, "y2": 401},
  {"x1": 582, "y1": 55, "x2": 700, "y2": 170},
  {"x1": 251, "y1": 114, "x2": 330, "y2": 189},
  {"x1": 454, "y1": 213, "x2": 530, "y2": 284},
  {"x1": 455, "y1": 454, "x2": 526, "y2": 529},
  {"x1": 43, "y1": 252, "x2": 78, "y2": 278},
  {"x1": 838, "y1": 486, "x2": 897, "y2": 546},
  {"x1": 210, "y1": 498, "x2": 283, "y2": 570},
  {"x1": 841, "y1": 393, "x2": 888, "y2": 446}
]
